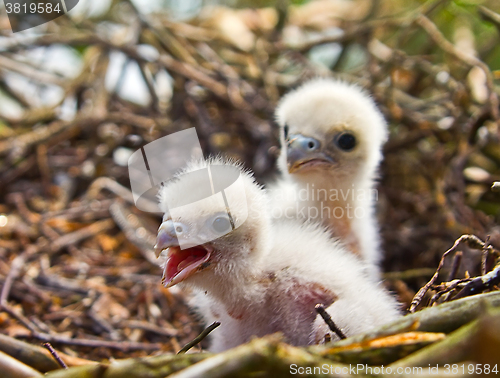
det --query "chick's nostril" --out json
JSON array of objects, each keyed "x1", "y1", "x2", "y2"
[
  {"x1": 301, "y1": 136, "x2": 320, "y2": 151},
  {"x1": 289, "y1": 134, "x2": 320, "y2": 152}
]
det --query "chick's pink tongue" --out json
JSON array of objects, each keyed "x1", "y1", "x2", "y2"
[
  {"x1": 177, "y1": 254, "x2": 199, "y2": 271},
  {"x1": 166, "y1": 246, "x2": 207, "y2": 281}
]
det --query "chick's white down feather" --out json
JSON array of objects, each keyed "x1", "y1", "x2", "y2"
[
  {"x1": 270, "y1": 78, "x2": 389, "y2": 279},
  {"x1": 157, "y1": 158, "x2": 400, "y2": 352}
]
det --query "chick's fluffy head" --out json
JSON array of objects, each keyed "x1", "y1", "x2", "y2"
[
  {"x1": 276, "y1": 78, "x2": 388, "y2": 183},
  {"x1": 158, "y1": 157, "x2": 271, "y2": 265}
]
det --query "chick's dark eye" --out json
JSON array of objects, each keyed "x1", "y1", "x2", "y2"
[
  {"x1": 212, "y1": 216, "x2": 231, "y2": 233},
  {"x1": 283, "y1": 125, "x2": 289, "y2": 140},
  {"x1": 336, "y1": 133, "x2": 356, "y2": 151}
]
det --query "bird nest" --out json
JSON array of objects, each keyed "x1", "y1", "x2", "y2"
[{"x1": 0, "y1": 0, "x2": 500, "y2": 376}]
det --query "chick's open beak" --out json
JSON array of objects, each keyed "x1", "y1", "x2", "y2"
[
  {"x1": 155, "y1": 220, "x2": 212, "y2": 288},
  {"x1": 161, "y1": 245, "x2": 212, "y2": 288},
  {"x1": 287, "y1": 134, "x2": 335, "y2": 173}
]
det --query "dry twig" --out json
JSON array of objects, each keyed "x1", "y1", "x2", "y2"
[
  {"x1": 409, "y1": 235, "x2": 497, "y2": 312},
  {"x1": 315, "y1": 304, "x2": 346, "y2": 340},
  {"x1": 42, "y1": 343, "x2": 67, "y2": 369},
  {"x1": 177, "y1": 322, "x2": 221, "y2": 354}
]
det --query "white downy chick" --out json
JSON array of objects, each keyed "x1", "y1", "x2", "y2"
[
  {"x1": 155, "y1": 157, "x2": 399, "y2": 352},
  {"x1": 270, "y1": 78, "x2": 389, "y2": 279}
]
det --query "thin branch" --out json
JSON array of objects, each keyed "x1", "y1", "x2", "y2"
[
  {"x1": 0, "y1": 303, "x2": 44, "y2": 335},
  {"x1": 416, "y1": 14, "x2": 499, "y2": 121},
  {"x1": 50, "y1": 218, "x2": 115, "y2": 252},
  {"x1": 109, "y1": 202, "x2": 157, "y2": 264},
  {"x1": 0, "y1": 55, "x2": 65, "y2": 86},
  {"x1": 428, "y1": 278, "x2": 471, "y2": 306},
  {"x1": 43, "y1": 343, "x2": 68, "y2": 369},
  {"x1": 315, "y1": 304, "x2": 346, "y2": 340},
  {"x1": 478, "y1": 6, "x2": 500, "y2": 32},
  {"x1": 2, "y1": 301, "x2": 160, "y2": 351},
  {"x1": 33, "y1": 333, "x2": 161, "y2": 352},
  {"x1": 453, "y1": 264, "x2": 500, "y2": 300},
  {"x1": 447, "y1": 251, "x2": 462, "y2": 282},
  {"x1": 481, "y1": 235, "x2": 491, "y2": 276},
  {"x1": 0, "y1": 253, "x2": 28, "y2": 306},
  {"x1": 0, "y1": 245, "x2": 39, "y2": 306},
  {"x1": 409, "y1": 234, "x2": 496, "y2": 313},
  {"x1": 383, "y1": 268, "x2": 436, "y2": 281},
  {"x1": 177, "y1": 322, "x2": 221, "y2": 354}
]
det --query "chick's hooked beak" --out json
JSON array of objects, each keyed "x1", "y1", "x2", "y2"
[
  {"x1": 154, "y1": 222, "x2": 178, "y2": 258},
  {"x1": 155, "y1": 220, "x2": 212, "y2": 288},
  {"x1": 287, "y1": 134, "x2": 335, "y2": 173}
]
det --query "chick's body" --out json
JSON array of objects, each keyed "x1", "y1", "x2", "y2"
[
  {"x1": 194, "y1": 219, "x2": 400, "y2": 352},
  {"x1": 156, "y1": 158, "x2": 400, "y2": 352},
  {"x1": 270, "y1": 79, "x2": 389, "y2": 279}
]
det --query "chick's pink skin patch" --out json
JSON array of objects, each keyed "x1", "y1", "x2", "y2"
[{"x1": 162, "y1": 246, "x2": 211, "y2": 287}]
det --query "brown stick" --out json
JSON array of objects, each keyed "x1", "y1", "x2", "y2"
[
  {"x1": 177, "y1": 322, "x2": 221, "y2": 354},
  {"x1": 0, "y1": 245, "x2": 38, "y2": 306},
  {"x1": 50, "y1": 219, "x2": 115, "y2": 252},
  {"x1": 42, "y1": 343, "x2": 67, "y2": 369},
  {"x1": 409, "y1": 236, "x2": 466, "y2": 313},
  {"x1": 447, "y1": 251, "x2": 462, "y2": 282},
  {"x1": 478, "y1": 6, "x2": 500, "y2": 31},
  {"x1": 409, "y1": 234, "x2": 495, "y2": 313},
  {"x1": 453, "y1": 265, "x2": 500, "y2": 300},
  {"x1": 315, "y1": 304, "x2": 346, "y2": 340},
  {"x1": 0, "y1": 254, "x2": 28, "y2": 306},
  {"x1": 481, "y1": 236, "x2": 491, "y2": 276},
  {"x1": 416, "y1": 14, "x2": 499, "y2": 121}
]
